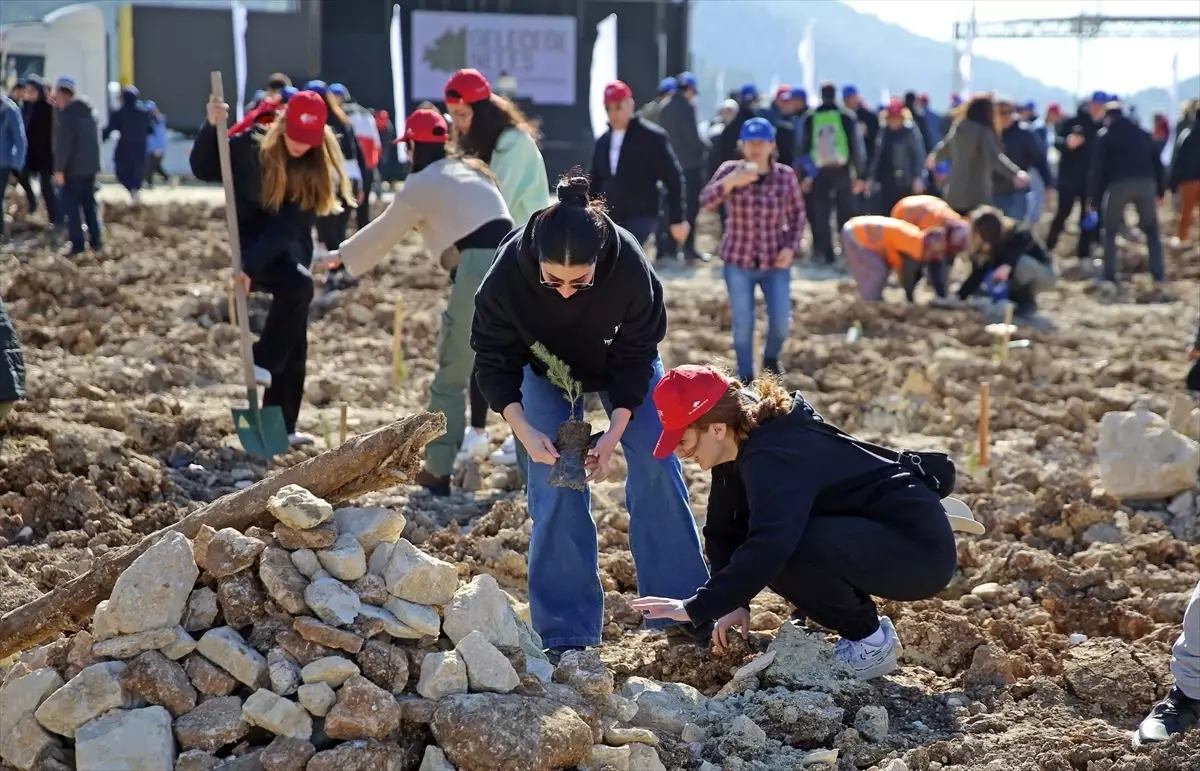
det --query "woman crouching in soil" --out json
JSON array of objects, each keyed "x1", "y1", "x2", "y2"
[
  {"x1": 190, "y1": 90, "x2": 353, "y2": 447},
  {"x1": 471, "y1": 173, "x2": 711, "y2": 659},
  {"x1": 632, "y1": 366, "x2": 958, "y2": 679},
  {"x1": 320, "y1": 108, "x2": 513, "y2": 495}
]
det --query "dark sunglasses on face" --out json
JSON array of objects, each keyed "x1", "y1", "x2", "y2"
[{"x1": 539, "y1": 265, "x2": 595, "y2": 290}]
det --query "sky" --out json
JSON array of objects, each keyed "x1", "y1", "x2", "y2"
[{"x1": 842, "y1": 0, "x2": 1200, "y2": 94}]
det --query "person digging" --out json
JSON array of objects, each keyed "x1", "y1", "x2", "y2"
[
  {"x1": 631, "y1": 365, "x2": 959, "y2": 679},
  {"x1": 470, "y1": 173, "x2": 712, "y2": 660}
]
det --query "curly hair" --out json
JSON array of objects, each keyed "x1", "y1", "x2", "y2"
[{"x1": 692, "y1": 372, "x2": 794, "y2": 443}]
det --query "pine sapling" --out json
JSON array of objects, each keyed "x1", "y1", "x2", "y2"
[
  {"x1": 530, "y1": 342, "x2": 591, "y2": 490},
  {"x1": 531, "y1": 342, "x2": 583, "y2": 417}
]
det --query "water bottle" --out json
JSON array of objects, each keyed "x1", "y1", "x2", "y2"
[{"x1": 845, "y1": 321, "x2": 863, "y2": 344}]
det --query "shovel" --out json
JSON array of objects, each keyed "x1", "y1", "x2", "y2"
[{"x1": 210, "y1": 70, "x2": 290, "y2": 459}]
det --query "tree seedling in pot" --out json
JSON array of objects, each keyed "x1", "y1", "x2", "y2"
[{"x1": 531, "y1": 342, "x2": 593, "y2": 490}]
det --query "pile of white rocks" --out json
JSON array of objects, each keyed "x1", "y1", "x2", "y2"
[{"x1": 0, "y1": 484, "x2": 671, "y2": 771}]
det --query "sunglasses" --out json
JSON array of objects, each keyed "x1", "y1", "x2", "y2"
[{"x1": 539, "y1": 265, "x2": 595, "y2": 291}]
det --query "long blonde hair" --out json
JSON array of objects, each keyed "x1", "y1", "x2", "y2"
[{"x1": 258, "y1": 119, "x2": 352, "y2": 216}]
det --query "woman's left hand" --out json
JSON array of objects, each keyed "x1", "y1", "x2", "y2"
[
  {"x1": 585, "y1": 429, "x2": 622, "y2": 483},
  {"x1": 629, "y1": 597, "x2": 690, "y2": 622}
]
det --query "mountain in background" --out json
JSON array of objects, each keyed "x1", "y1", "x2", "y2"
[{"x1": 689, "y1": 0, "x2": 1199, "y2": 121}]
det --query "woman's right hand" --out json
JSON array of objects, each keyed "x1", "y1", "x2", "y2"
[
  {"x1": 206, "y1": 96, "x2": 229, "y2": 127},
  {"x1": 712, "y1": 607, "x2": 752, "y2": 653},
  {"x1": 516, "y1": 424, "x2": 560, "y2": 465}
]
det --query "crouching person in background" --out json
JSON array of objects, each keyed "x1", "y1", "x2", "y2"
[
  {"x1": 955, "y1": 206, "x2": 1057, "y2": 329},
  {"x1": 190, "y1": 90, "x2": 354, "y2": 447},
  {"x1": 1133, "y1": 576, "x2": 1200, "y2": 748},
  {"x1": 632, "y1": 366, "x2": 958, "y2": 679},
  {"x1": 841, "y1": 215, "x2": 947, "y2": 303},
  {"x1": 0, "y1": 295, "x2": 25, "y2": 422}
]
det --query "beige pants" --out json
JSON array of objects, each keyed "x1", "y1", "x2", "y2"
[{"x1": 0, "y1": 403, "x2": 13, "y2": 422}]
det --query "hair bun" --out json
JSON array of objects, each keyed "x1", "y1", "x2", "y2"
[{"x1": 556, "y1": 176, "x2": 590, "y2": 206}]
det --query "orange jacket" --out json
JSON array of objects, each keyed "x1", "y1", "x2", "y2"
[
  {"x1": 847, "y1": 216, "x2": 928, "y2": 268},
  {"x1": 890, "y1": 195, "x2": 962, "y2": 231}
]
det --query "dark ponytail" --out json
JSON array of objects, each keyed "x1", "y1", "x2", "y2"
[{"x1": 531, "y1": 169, "x2": 610, "y2": 267}]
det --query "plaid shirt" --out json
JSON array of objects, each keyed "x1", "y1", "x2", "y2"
[{"x1": 700, "y1": 160, "x2": 806, "y2": 269}]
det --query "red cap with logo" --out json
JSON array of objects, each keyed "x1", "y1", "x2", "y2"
[
  {"x1": 399, "y1": 109, "x2": 450, "y2": 144},
  {"x1": 775, "y1": 84, "x2": 792, "y2": 101},
  {"x1": 651, "y1": 365, "x2": 731, "y2": 459},
  {"x1": 284, "y1": 90, "x2": 327, "y2": 147},
  {"x1": 885, "y1": 98, "x2": 905, "y2": 118},
  {"x1": 604, "y1": 80, "x2": 632, "y2": 105},
  {"x1": 445, "y1": 69, "x2": 492, "y2": 105}
]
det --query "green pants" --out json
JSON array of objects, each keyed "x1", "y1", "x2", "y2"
[
  {"x1": 425, "y1": 248, "x2": 496, "y2": 477},
  {"x1": 0, "y1": 403, "x2": 12, "y2": 422}
]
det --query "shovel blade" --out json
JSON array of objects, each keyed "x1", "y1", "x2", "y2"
[{"x1": 232, "y1": 401, "x2": 291, "y2": 459}]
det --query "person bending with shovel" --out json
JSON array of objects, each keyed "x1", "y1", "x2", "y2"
[
  {"x1": 320, "y1": 109, "x2": 514, "y2": 496},
  {"x1": 190, "y1": 89, "x2": 354, "y2": 448},
  {"x1": 471, "y1": 173, "x2": 711, "y2": 660},
  {"x1": 631, "y1": 366, "x2": 962, "y2": 680}
]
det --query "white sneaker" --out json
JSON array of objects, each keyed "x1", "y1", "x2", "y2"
[
  {"x1": 254, "y1": 366, "x2": 272, "y2": 388},
  {"x1": 288, "y1": 432, "x2": 315, "y2": 447},
  {"x1": 490, "y1": 434, "x2": 518, "y2": 466},
  {"x1": 1169, "y1": 236, "x2": 1183, "y2": 249},
  {"x1": 835, "y1": 617, "x2": 900, "y2": 680},
  {"x1": 456, "y1": 427, "x2": 491, "y2": 463}
]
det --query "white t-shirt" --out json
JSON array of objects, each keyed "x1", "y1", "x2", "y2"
[{"x1": 609, "y1": 129, "x2": 626, "y2": 175}]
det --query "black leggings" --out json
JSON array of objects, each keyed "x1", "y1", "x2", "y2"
[
  {"x1": 769, "y1": 481, "x2": 957, "y2": 640},
  {"x1": 252, "y1": 283, "x2": 314, "y2": 434}
]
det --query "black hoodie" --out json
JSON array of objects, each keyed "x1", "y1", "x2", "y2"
[
  {"x1": 22, "y1": 79, "x2": 54, "y2": 175},
  {"x1": 681, "y1": 394, "x2": 944, "y2": 624},
  {"x1": 1053, "y1": 106, "x2": 1100, "y2": 191},
  {"x1": 471, "y1": 218, "x2": 667, "y2": 415}
]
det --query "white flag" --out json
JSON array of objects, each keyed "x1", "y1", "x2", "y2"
[
  {"x1": 960, "y1": 2, "x2": 975, "y2": 99},
  {"x1": 390, "y1": 5, "x2": 407, "y2": 163},
  {"x1": 231, "y1": 0, "x2": 248, "y2": 121},
  {"x1": 714, "y1": 71, "x2": 726, "y2": 107},
  {"x1": 1165, "y1": 49, "x2": 1180, "y2": 166},
  {"x1": 590, "y1": 14, "x2": 618, "y2": 140},
  {"x1": 796, "y1": 20, "x2": 815, "y2": 102}
]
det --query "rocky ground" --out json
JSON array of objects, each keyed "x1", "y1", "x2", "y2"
[{"x1": 1, "y1": 186, "x2": 1199, "y2": 770}]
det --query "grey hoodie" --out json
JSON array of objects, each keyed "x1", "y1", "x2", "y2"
[
  {"x1": 931, "y1": 119, "x2": 1022, "y2": 212},
  {"x1": 54, "y1": 95, "x2": 102, "y2": 177}
]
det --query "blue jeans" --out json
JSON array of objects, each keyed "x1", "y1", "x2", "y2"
[
  {"x1": 521, "y1": 358, "x2": 710, "y2": 648},
  {"x1": 723, "y1": 264, "x2": 792, "y2": 382},
  {"x1": 1027, "y1": 170, "x2": 1046, "y2": 224},
  {"x1": 59, "y1": 174, "x2": 102, "y2": 252},
  {"x1": 992, "y1": 191, "x2": 1030, "y2": 222}
]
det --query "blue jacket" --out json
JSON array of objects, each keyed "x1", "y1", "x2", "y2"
[
  {"x1": 147, "y1": 114, "x2": 168, "y2": 155},
  {"x1": 0, "y1": 95, "x2": 28, "y2": 171}
]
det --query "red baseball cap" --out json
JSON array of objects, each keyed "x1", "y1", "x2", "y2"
[
  {"x1": 604, "y1": 80, "x2": 632, "y2": 105},
  {"x1": 651, "y1": 366, "x2": 731, "y2": 460},
  {"x1": 885, "y1": 98, "x2": 905, "y2": 118},
  {"x1": 398, "y1": 109, "x2": 449, "y2": 144},
  {"x1": 445, "y1": 69, "x2": 492, "y2": 105},
  {"x1": 1046, "y1": 102, "x2": 1062, "y2": 115},
  {"x1": 284, "y1": 90, "x2": 327, "y2": 147},
  {"x1": 775, "y1": 84, "x2": 792, "y2": 101}
]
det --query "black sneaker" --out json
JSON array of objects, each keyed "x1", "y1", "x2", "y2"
[
  {"x1": 545, "y1": 645, "x2": 585, "y2": 665},
  {"x1": 1133, "y1": 687, "x2": 1200, "y2": 749},
  {"x1": 415, "y1": 469, "x2": 451, "y2": 497}
]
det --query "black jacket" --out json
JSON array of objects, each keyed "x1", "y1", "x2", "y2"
[
  {"x1": 1168, "y1": 125, "x2": 1200, "y2": 190},
  {"x1": 589, "y1": 117, "x2": 685, "y2": 225},
  {"x1": 1054, "y1": 108, "x2": 1100, "y2": 191},
  {"x1": 189, "y1": 123, "x2": 318, "y2": 292},
  {"x1": 0, "y1": 295, "x2": 25, "y2": 404},
  {"x1": 682, "y1": 394, "x2": 942, "y2": 624},
  {"x1": 854, "y1": 104, "x2": 880, "y2": 169},
  {"x1": 1088, "y1": 115, "x2": 1164, "y2": 204},
  {"x1": 772, "y1": 118, "x2": 797, "y2": 170},
  {"x1": 471, "y1": 219, "x2": 666, "y2": 415},
  {"x1": 22, "y1": 81, "x2": 54, "y2": 175},
  {"x1": 957, "y1": 223, "x2": 1051, "y2": 300},
  {"x1": 995, "y1": 122, "x2": 1052, "y2": 195},
  {"x1": 656, "y1": 93, "x2": 709, "y2": 171},
  {"x1": 713, "y1": 106, "x2": 757, "y2": 177}
]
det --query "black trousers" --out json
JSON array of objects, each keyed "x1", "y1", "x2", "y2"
[
  {"x1": 469, "y1": 369, "x2": 488, "y2": 430},
  {"x1": 252, "y1": 283, "x2": 313, "y2": 434},
  {"x1": 768, "y1": 481, "x2": 957, "y2": 640},
  {"x1": 810, "y1": 165, "x2": 855, "y2": 262},
  {"x1": 356, "y1": 168, "x2": 376, "y2": 233},
  {"x1": 1046, "y1": 185, "x2": 1098, "y2": 258},
  {"x1": 680, "y1": 167, "x2": 704, "y2": 257},
  {"x1": 145, "y1": 154, "x2": 169, "y2": 186},
  {"x1": 17, "y1": 168, "x2": 57, "y2": 222}
]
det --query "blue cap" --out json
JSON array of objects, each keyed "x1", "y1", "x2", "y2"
[
  {"x1": 281, "y1": 86, "x2": 298, "y2": 102},
  {"x1": 739, "y1": 117, "x2": 775, "y2": 142},
  {"x1": 739, "y1": 83, "x2": 758, "y2": 101},
  {"x1": 145, "y1": 100, "x2": 157, "y2": 110},
  {"x1": 983, "y1": 271, "x2": 1010, "y2": 302},
  {"x1": 842, "y1": 85, "x2": 858, "y2": 99},
  {"x1": 1108, "y1": 93, "x2": 1119, "y2": 102},
  {"x1": 329, "y1": 83, "x2": 349, "y2": 98},
  {"x1": 678, "y1": 71, "x2": 697, "y2": 89},
  {"x1": 54, "y1": 75, "x2": 76, "y2": 92},
  {"x1": 1081, "y1": 210, "x2": 1099, "y2": 230},
  {"x1": 1090, "y1": 90, "x2": 1108, "y2": 103},
  {"x1": 935, "y1": 160, "x2": 951, "y2": 175},
  {"x1": 1024, "y1": 100, "x2": 1036, "y2": 111},
  {"x1": 659, "y1": 77, "x2": 678, "y2": 94},
  {"x1": 789, "y1": 87, "x2": 807, "y2": 102},
  {"x1": 303, "y1": 79, "x2": 328, "y2": 95},
  {"x1": 123, "y1": 85, "x2": 139, "y2": 97}
]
